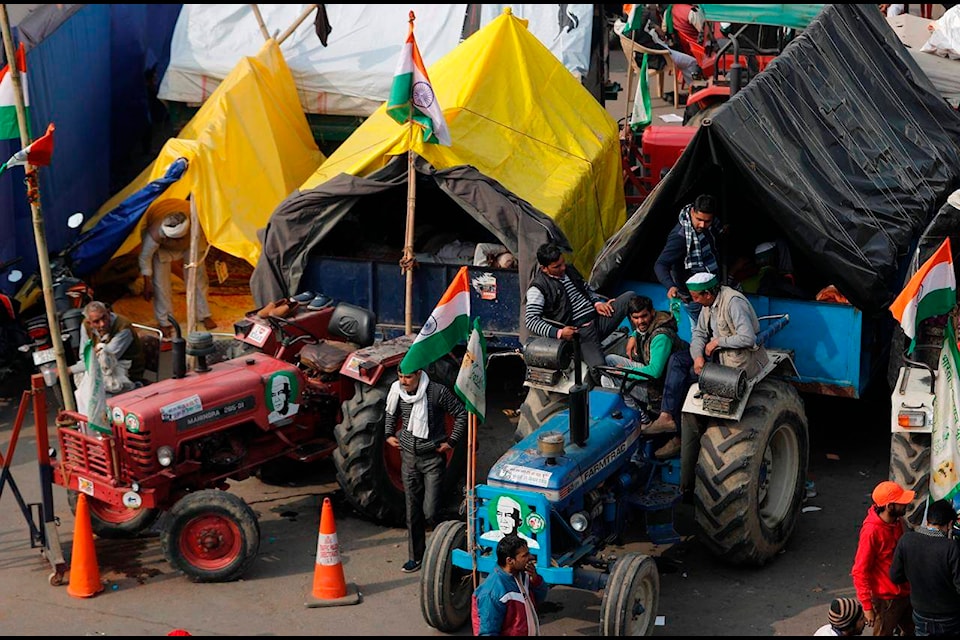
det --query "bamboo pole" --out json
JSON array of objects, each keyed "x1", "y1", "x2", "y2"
[
  {"x1": 623, "y1": 42, "x2": 635, "y2": 135},
  {"x1": 0, "y1": 6, "x2": 75, "y2": 411},
  {"x1": 277, "y1": 4, "x2": 319, "y2": 45},
  {"x1": 467, "y1": 411, "x2": 478, "y2": 589},
  {"x1": 250, "y1": 4, "x2": 271, "y2": 41},
  {"x1": 186, "y1": 199, "x2": 199, "y2": 337},
  {"x1": 403, "y1": 149, "x2": 416, "y2": 335}
]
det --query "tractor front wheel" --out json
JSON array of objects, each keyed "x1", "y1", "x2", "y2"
[
  {"x1": 420, "y1": 520, "x2": 473, "y2": 632},
  {"x1": 515, "y1": 387, "x2": 567, "y2": 441},
  {"x1": 600, "y1": 552, "x2": 659, "y2": 636},
  {"x1": 161, "y1": 490, "x2": 260, "y2": 582},
  {"x1": 67, "y1": 490, "x2": 159, "y2": 539},
  {"x1": 694, "y1": 380, "x2": 808, "y2": 566},
  {"x1": 890, "y1": 431, "x2": 931, "y2": 528}
]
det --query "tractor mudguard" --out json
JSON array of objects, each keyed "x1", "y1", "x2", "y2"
[{"x1": 339, "y1": 334, "x2": 414, "y2": 386}]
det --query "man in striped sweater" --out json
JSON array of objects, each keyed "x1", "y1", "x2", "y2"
[
  {"x1": 525, "y1": 242, "x2": 636, "y2": 379},
  {"x1": 385, "y1": 368, "x2": 467, "y2": 573}
]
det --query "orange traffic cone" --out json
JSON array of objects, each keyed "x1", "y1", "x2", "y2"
[
  {"x1": 67, "y1": 493, "x2": 104, "y2": 598},
  {"x1": 305, "y1": 497, "x2": 362, "y2": 607}
]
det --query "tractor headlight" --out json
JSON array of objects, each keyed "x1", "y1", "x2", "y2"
[
  {"x1": 570, "y1": 511, "x2": 590, "y2": 532},
  {"x1": 157, "y1": 446, "x2": 174, "y2": 467}
]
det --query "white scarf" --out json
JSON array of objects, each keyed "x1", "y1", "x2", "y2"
[{"x1": 387, "y1": 371, "x2": 430, "y2": 439}]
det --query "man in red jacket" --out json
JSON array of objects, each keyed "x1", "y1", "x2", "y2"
[{"x1": 851, "y1": 480, "x2": 916, "y2": 636}]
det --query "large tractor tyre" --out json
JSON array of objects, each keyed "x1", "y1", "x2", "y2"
[
  {"x1": 600, "y1": 552, "x2": 659, "y2": 636},
  {"x1": 333, "y1": 373, "x2": 468, "y2": 527},
  {"x1": 420, "y1": 520, "x2": 473, "y2": 632},
  {"x1": 67, "y1": 490, "x2": 159, "y2": 539},
  {"x1": 694, "y1": 380, "x2": 808, "y2": 566},
  {"x1": 161, "y1": 490, "x2": 260, "y2": 583},
  {"x1": 890, "y1": 432, "x2": 931, "y2": 529},
  {"x1": 515, "y1": 387, "x2": 567, "y2": 441}
]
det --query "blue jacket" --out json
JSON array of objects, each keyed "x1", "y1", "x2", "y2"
[{"x1": 472, "y1": 565, "x2": 548, "y2": 636}]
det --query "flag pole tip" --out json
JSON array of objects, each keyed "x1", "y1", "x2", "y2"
[{"x1": 504, "y1": 7, "x2": 513, "y2": 15}]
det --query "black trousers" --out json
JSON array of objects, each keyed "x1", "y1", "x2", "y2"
[
  {"x1": 401, "y1": 449, "x2": 444, "y2": 563},
  {"x1": 578, "y1": 292, "x2": 637, "y2": 373}
]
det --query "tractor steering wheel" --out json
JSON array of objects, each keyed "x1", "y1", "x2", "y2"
[
  {"x1": 265, "y1": 315, "x2": 320, "y2": 344},
  {"x1": 592, "y1": 364, "x2": 655, "y2": 402}
]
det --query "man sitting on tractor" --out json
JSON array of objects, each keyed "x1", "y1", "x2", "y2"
[
  {"x1": 525, "y1": 242, "x2": 636, "y2": 382},
  {"x1": 687, "y1": 272, "x2": 769, "y2": 379},
  {"x1": 602, "y1": 295, "x2": 694, "y2": 455}
]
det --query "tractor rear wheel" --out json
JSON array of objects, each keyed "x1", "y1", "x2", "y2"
[
  {"x1": 515, "y1": 387, "x2": 567, "y2": 441},
  {"x1": 333, "y1": 373, "x2": 467, "y2": 527},
  {"x1": 890, "y1": 431, "x2": 931, "y2": 528},
  {"x1": 600, "y1": 552, "x2": 659, "y2": 636},
  {"x1": 694, "y1": 380, "x2": 808, "y2": 566},
  {"x1": 162, "y1": 490, "x2": 260, "y2": 583},
  {"x1": 420, "y1": 520, "x2": 472, "y2": 632},
  {"x1": 67, "y1": 490, "x2": 159, "y2": 539}
]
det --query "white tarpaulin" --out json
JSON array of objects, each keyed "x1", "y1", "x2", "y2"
[
  {"x1": 887, "y1": 10, "x2": 960, "y2": 108},
  {"x1": 159, "y1": 4, "x2": 594, "y2": 117}
]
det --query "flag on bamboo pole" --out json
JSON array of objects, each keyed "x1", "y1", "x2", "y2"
[
  {"x1": 0, "y1": 122, "x2": 54, "y2": 178},
  {"x1": 385, "y1": 11, "x2": 451, "y2": 146},
  {"x1": 0, "y1": 42, "x2": 28, "y2": 140},
  {"x1": 400, "y1": 266, "x2": 470, "y2": 374},
  {"x1": 889, "y1": 238, "x2": 955, "y2": 353},
  {"x1": 631, "y1": 54, "x2": 652, "y2": 131},
  {"x1": 455, "y1": 317, "x2": 487, "y2": 421}
]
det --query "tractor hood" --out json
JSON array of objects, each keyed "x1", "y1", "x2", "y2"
[
  {"x1": 487, "y1": 391, "x2": 641, "y2": 502},
  {"x1": 105, "y1": 352, "x2": 303, "y2": 434}
]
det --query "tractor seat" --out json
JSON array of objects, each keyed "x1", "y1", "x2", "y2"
[{"x1": 299, "y1": 340, "x2": 357, "y2": 374}]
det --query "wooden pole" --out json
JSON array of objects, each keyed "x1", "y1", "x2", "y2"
[
  {"x1": 186, "y1": 199, "x2": 199, "y2": 336},
  {"x1": 0, "y1": 6, "x2": 75, "y2": 411},
  {"x1": 403, "y1": 148, "x2": 416, "y2": 335},
  {"x1": 623, "y1": 41, "x2": 635, "y2": 135},
  {"x1": 467, "y1": 411, "x2": 478, "y2": 589},
  {"x1": 400, "y1": 11, "x2": 419, "y2": 336},
  {"x1": 277, "y1": 4, "x2": 319, "y2": 45},
  {"x1": 250, "y1": 4, "x2": 271, "y2": 41}
]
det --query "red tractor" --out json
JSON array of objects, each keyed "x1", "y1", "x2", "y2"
[{"x1": 51, "y1": 299, "x2": 463, "y2": 582}]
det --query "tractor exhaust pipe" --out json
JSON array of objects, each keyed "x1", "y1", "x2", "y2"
[
  {"x1": 568, "y1": 332, "x2": 589, "y2": 447},
  {"x1": 168, "y1": 314, "x2": 186, "y2": 379}
]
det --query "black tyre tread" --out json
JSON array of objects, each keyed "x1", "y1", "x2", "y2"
[
  {"x1": 161, "y1": 489, "x2": 260, "y2": 583},
  {"x1": 420, "y1": 520, "x2": 472, "y2": 632},
  {"x1": 694, "y1": 380, "x2": 808, "y2": 567},
  {"x1": 890, "y1": 432, "x2": 931, "y2": 528},
  {"x1": 67, "y1": 490, "x2": 159, "y2": 539},
  {"x1": 333, "y1": 375, "x2": 405, "y2": 526},
  {"x1": 515, "y1": 387, "x2": 567, "y2": 441},
  {"x1": 599, "y1": 552, "x2": 659, "y2": 636}
]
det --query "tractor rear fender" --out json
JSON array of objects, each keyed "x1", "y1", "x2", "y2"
[{"x1": 338, "y1": 335, "x2": 414, "y2": 386}]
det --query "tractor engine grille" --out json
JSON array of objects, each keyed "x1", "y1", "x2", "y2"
[{"x1": 121, "y1": 428, "x2": 155, "y2": 474}]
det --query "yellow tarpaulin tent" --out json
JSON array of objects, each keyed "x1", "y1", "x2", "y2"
[
  {"x1": 302, "y1": 9, "x2": 625, "y2": 273},
  {"x1": 91, "y1": 39, "x2": 324, "y2": 267}
]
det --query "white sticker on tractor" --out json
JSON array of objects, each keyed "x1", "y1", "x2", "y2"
[
  {"x1": 496, "y1": 464, "x2": 552, "y2": 487},
  {"x1": 77, "y1": 477, "x2": 94, "y2": 496},
  {"x1": 160, "y1": 395, "x2": 203, "y2": 422},
  {"x1": 122, "y1": 491, "x2": 142, "y2": 509}
]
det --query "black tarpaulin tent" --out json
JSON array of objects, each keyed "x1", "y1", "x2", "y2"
[{"x1": 591, "y1": 3, "x2": 960, "y2": 313}]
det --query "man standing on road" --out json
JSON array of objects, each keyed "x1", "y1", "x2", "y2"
[
  {"x1": 890, "y1": 499, "x2": 960, "y2": 636},
  {"x1": 654, "y1": 194, "x2": 722, "y2": 324},
  {"x1": 525, "y1": 242, "x2": 636, "y2": 378},
  {"x1": 385, "y1": 367, "x2": 466, "y2": 574},
  {"x1": 472, "y1": 534, "x2": 548, "y2": 636},
  {"x1": 852, "y1": 480, "x2": 916, "y2": 636}
]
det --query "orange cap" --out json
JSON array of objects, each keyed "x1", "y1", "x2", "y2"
[{"x1": 872, "y1": 481, "x2": 915, "y2": 507}]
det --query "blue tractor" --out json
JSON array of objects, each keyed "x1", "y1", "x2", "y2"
[{"x1": 421, "y1": 325, "x2": 799, "y2": 635}]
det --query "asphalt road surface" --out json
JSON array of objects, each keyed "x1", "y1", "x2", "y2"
[{"x1": 0, "y1": 357, "x2": 892, "y2": 636}]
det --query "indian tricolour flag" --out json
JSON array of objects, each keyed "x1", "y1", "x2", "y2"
[
  {"x1": 622, "y1": 4, "x2": 644, "y2": 35},
  {"x1": 385, "y1": 12, "x2": 451, "y2": 147},
  {"x1": 890, "y1": 238, "x2": 956, "y2": 349},
  {"x1": 400, "y1": 266, "x2": 470, "y2": 374},
  {"x1": 0, "y1": 42, "x2": 29, "y2": 140}
]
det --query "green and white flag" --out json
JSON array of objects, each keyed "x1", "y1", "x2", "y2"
[
  {"x1": 385, "y1": 12, "x2": 451, "y2": 146},
  {"x1": 400, "y1": 266, "x2": 470, "y2": 374},
  {"x1": 455, "y1": 317, "x2": 487, "y2": 421},
  {"x1": 931, "y1": 321, "x2": 960, "y2": 504},
  {"x1": 75, "y1": 341, "x2": 110, "y2": 435},
  {"x1": 631, "y1": 53, "x2": 653, "y2": 131}
]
